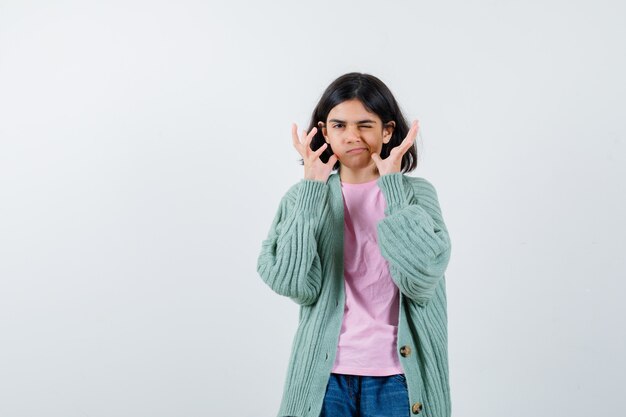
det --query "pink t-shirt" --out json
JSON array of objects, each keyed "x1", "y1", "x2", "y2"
[{"x1": 331, "y1": 177, "x2": 404, "y2": 376}]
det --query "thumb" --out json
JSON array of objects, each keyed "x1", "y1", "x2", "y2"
[{"x1": 371, "y1": 152, "x2": 382, "y2": 164}]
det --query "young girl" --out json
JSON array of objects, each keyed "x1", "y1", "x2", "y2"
[{"x1": 257, "y1": 73, "x2": 452, "y2": 417}]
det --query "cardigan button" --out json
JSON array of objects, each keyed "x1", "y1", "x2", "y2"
[
  {"x1": 411, "y1": 401, "x2": 423, "y2": 414},
  {"x1": 400, "y1": 345, "x2": 412, "y2": 357}
]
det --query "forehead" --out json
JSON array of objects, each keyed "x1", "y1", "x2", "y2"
[{"x1": 327, "y1": 99, "x2": 380, "y2": 122}]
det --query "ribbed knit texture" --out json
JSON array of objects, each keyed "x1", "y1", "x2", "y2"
[{"x1": 257, "y1": 172, "x2": 452, "y2": 417}]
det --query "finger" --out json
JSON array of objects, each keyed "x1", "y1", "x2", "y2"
[
  {"x1": 398, "y1": 121, "x2": 418, "y2": 150},
  {"x1": 393, "y1": 137, "x2": 414, "y2": 157},
  {"x1": 292, "y1": 123, "x2": 300, "y2": 147},
  {"x1": 327, "y1": 153, "x2": 338, "y2": 166},
  {"x1": 300, "y1": 128, "x2": 310, "y2": 149},
  {"x1": 407, "y1": 120, "x2": 418, "y2": 141},
  {"x1": 304, "y1": 126, "x2": 318, "y2": 148},
  {"x1": 312, "y1": 142, "x2": 327, "y2": 158},
  {"x1": 411, "y1": 120, "x2": 419, "y2": 139},
  {"x1": 371, "y1": 152, "x2": 382, "y2": 165},
  {"x1": 292, "y1": 123, "x2": 307, "y2": 157}
]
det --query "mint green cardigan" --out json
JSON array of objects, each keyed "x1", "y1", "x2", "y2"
[{"x1": 257, "y1": 172, "x2": 452, "y2": 417}]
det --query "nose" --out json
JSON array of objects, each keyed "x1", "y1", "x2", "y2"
[{"x1": 344, "y1": 124, "x2": 361, "y2": 142}]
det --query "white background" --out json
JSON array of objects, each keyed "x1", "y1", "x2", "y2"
[{"x1": 1, "y1": 1, "x2": 625, "y2": 416}]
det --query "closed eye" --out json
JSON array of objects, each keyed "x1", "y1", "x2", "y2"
[{"x1": 332, "y1": 124, "x2": 373, "y2": 128}]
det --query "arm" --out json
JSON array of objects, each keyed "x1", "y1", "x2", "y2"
[
  {"x1": 376, "y1": 173, "x2": 452, "y2": 307},
  {"x1": 256, "y1": 179, "x2": 328, "y2": 306}
]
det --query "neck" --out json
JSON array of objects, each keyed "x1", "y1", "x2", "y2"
[{"x1": 339, "y1": 163, "x2": 380, "y2": 184}]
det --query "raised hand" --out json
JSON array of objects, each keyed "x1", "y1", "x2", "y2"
[
  {"x1": 292, "y1": 123, "x2": 338, "y2": 182},
  {"x1": 371, "y1": 119, "x2": 419, "y2": 176}
]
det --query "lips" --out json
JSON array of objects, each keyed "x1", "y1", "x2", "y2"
[{"x1": 347, "y1": 147, "x2": 367, "y2": 153}]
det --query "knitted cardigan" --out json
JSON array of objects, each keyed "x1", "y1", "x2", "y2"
[{"x1": 257, "y1": 171, "x2": 452, "y2": 417}]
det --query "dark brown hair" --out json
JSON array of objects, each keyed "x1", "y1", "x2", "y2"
[{"x1": 299, "y1": 72, "x2": 418, "y2": 173}]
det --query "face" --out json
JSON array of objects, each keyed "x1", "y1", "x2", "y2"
[{"x1": 318, "y1": 99, "x2": 395, "y2": 171}]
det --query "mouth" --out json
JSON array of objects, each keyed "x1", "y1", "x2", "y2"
[{"x1": 346, "y1": 148, "x2": 367, "y2": 154}]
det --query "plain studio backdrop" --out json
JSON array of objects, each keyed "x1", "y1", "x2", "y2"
[{"x1": 1, "y1": 1, "x2": 624, "y2": 416}]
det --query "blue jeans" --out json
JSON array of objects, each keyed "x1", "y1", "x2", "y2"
[{"x1": 319, "y1": 372, "x2": 410, "y2": 417}]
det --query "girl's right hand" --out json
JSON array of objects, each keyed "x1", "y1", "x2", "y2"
[{"x1": 292, "y1": 123, "x2": 338, "y2": 182}]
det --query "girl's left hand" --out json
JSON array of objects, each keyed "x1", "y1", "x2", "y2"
[{"x1": 371, "y1": 119, "x2": 419, "y2": 176}]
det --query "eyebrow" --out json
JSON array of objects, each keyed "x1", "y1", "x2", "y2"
[{"x1": 328, "y1": 119, "x2": 377, "y2": 124}]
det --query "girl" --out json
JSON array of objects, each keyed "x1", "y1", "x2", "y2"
[{"x1": 257, "y1": 73, "x2": 452, "y2": 417}]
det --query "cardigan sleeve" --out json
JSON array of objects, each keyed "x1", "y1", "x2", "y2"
[
  {"x1": 256, "y1": 179, "x2": 328, "y2": 306},
  {"x1": 376, "y1": 173, "x2": 452, "y2": 307}
]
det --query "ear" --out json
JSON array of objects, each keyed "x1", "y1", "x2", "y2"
[
  {"x1": 383, "y1": 121, "x2": 395, "y2": 144},
  {"x1": 317, "y1": 121, "x2": 329, "y2": 142}
]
